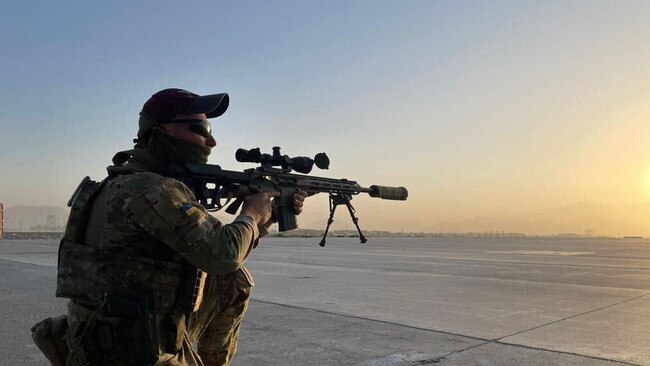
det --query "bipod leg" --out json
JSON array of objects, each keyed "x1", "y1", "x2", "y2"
[
  {"x1": 341, "y1": 195, "x2": 367, "y2": 244},
  {"x1": 319, "y1": 195, "x2": 339, "y2": 247}
]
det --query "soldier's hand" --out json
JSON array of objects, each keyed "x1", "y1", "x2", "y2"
[
  {"x1": 293, "y1": 188, "x2": 309, "y2": 215},
  {"x1": 241, "y1": 190, "x2": 280, "y2": 226}
]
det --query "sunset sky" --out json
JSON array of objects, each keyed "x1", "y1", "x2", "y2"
[{"x1": 1, "y1": 1, "x2": 649, "y2": 235}]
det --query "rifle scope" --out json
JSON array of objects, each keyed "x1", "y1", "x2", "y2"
[{"x1": 236, "y1": 146, "x2": 329, "y2": 174}]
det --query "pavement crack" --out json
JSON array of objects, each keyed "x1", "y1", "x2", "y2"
[
  {"x1": 497, "y1": 291, "x2": 650, "y2": 341},
  {"x1": 410, "y1": 341, "x2": 493, "y2": 365}
]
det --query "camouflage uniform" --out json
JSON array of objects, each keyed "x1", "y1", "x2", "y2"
[{"x1": 57, "y1": 158, "x2": 266, "y2": 366}]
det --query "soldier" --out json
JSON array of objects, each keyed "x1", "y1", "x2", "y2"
[{"x1": 32, "y1": 88, "x2": 308, "y2": 366}]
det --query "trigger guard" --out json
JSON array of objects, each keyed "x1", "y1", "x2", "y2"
[{"x1": 211, "y1": 187, "x2": 232, "y2": 211}]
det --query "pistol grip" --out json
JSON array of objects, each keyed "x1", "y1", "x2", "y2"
[
  {"x1": 273, "y1": 188, "x2": 298, "y2": 232},
  {"x1": 225, "y1": 185, "x2": 250, "y2": 215},
  {"x1": 225, "y1": 198, "x2": 245, "y2": 215}
]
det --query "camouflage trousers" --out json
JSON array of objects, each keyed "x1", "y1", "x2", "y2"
[{"x1": 66, "y1": 267, "x2": 254, "y2": 366}]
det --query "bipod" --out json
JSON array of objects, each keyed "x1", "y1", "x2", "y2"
[{"x1": 319, "y1": 193, "x2": 367, "y2": 247}]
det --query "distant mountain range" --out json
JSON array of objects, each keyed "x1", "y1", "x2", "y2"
[
  {"x1": 426, "y1": 201, "x2": 649, "y2": 237},
  {"x1": 3, "y1": 205, "x2": 69, "y2": 231}
]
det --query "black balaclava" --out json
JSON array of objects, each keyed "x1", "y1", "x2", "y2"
[{"x1": 146, "y1": 127, "x2": 211, "y2": 165}]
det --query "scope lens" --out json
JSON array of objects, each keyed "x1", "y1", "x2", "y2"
[
  {"x1": 315, "y1": 153, "x2": 330, "y2": 169},
  {"x1": 235, "y1": 148, "x2": 262, "y2": 163}
]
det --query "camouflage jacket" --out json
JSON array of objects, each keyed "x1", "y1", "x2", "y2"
[{"x1": 56, "y1": 159, "x2": 261, "y2": 313}]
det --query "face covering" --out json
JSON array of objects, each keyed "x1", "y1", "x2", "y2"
[{"x1": 146, "y1": 127, "x2": 211, "y2": 164}]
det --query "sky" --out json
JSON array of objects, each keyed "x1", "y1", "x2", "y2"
[{"x1": 1, "y1": 1, "x2": 649, "y2": 235}]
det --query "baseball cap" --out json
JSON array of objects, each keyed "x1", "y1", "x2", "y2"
[
  {"x1": 142, "y1": 88, "x2": 229, "y2": 123},
  {"x1": 137, "y1": 88, "x2": 229, "y2": 142}
]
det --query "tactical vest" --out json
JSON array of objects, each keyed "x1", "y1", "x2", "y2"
[{"x1": 56, "y1": 167, "x2": 206, "y2": 315}]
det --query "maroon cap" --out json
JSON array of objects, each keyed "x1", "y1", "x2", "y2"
[{"x1": 141, "y1": 88, "x2": 229, "y2": 124}]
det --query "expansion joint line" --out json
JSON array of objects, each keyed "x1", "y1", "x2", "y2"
[
  {"x1": 463, "y1": 291, "x2": 650, "y2": 366},
  {"x1": 423, "y1": 337, "x2": 646, "y2": 366},
  {"x1": 253, "y1": 294, "x2": 650, "y2": 366},
  {"x1": 497, "y1": 291, "x2": 650, "y2": 341}
]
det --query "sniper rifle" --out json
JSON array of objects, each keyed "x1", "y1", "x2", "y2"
[{"x1": 169, "y1": 146, "x2": 408, "y2": 246}]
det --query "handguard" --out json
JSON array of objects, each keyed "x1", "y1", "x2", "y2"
[{"x1": 369, "y1": 185, "x2": 409, "y2": 201}]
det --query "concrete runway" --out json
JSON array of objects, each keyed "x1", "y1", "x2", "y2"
[{"x1": 2, "y1": 237, "x2": 650, "y2": 365}]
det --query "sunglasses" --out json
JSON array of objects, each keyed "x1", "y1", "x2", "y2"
[{"x1": 168, "y1": 119, "x2": 212, "y2": 137}]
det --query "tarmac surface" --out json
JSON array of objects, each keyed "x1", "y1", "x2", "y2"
[{"x1": 2, "y1": 236, "x2": 650, "y2": 365}]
